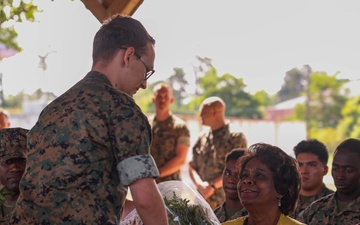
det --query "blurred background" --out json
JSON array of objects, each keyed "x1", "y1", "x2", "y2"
[{"x1": 2, "y1": 0, "x2": 360, "y2": 190}]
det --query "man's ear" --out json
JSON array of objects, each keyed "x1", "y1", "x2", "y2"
[
  {"x1": 323, "y1": 165, "x2": 329, "y2": 176},
  {"x1": 122, "y1": 47, "x2": 136, "y2": 66}
]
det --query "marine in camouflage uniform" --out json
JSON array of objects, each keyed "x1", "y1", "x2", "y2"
[
  {"x1": 0, "y1": 128, "x2": 28, "y2": 224},
  {"x1": 191, "y1": 123, "x2": 247, "y2": 209},
  {"x1": 9, "y1": 71, "x2": 159, "y2": 225},
  {"x1": 289, "y1": 184, "x2": 334, "y2": 219},
  {"x1": 148, "y1": 114, "x2": 190, "y2": 183},
  {"x1": 213, "y1": 202, "x2": 247, "y2": 223},
  {"x1": 297, "y1": 192, "x2": 360, "y2": 225}
]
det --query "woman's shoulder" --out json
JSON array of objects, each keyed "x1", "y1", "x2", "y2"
[
  {"x1": 279, "y1": 214, "x2": 306, "y2": 225},
  {"x1": 222, "y1": 216, "x2": 247, "y2": 225}
]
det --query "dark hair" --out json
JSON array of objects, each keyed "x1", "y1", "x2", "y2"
[
  {"x1": 226, "y1": 148, "x2": 246, "y2": 163},
  {"x1": 293, "y1": 139, "x2": 329, "y2": 165},
  {"x1": 92, "y1": 14, "x2": 155, "y2": 66},
  {"x1": 335, "y1": 138, "x2": 360, "y2": 156},
  {"x1": 237, "y1": 143, "x2": 300, "y2": 215}
]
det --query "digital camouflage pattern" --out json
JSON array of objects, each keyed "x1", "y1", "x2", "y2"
[
  {"x1": 0, "y1": 128, "x2": 28, "y2": 162},
  {"x1": 297, "y1": 192, "x2": 360, "y2": 225},
  {"x1": 9, "y1": 71, "x2": 159, "y2": 225},
  {"x1": 191, "y1": 123, "x2": 247, "y2": 209},
  {"x1": 289, "y1": 184, "x2": 334, "y2": 219},
  {"x1": 148, "y1": 114, "x2": 190, "y2": 183},
  {"x1": 0, "y1": 204, "x2": 13, "y2": 224},
  {"x1": 222, "y1": 214, "x2": 305, "y2": 225},
  {"x1": 213, "y1": 202, "x2": 248, "y2": 223},
  {"x1": 0, "y1": 128, "x2": 28, "y2": 223}
]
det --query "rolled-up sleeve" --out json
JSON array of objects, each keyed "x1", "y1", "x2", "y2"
[{"x1": 117, "y1": 154, "x2": 159, "y2": 186}]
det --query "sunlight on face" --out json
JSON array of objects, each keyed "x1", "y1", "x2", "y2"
[{"x1": 238, "y1": 158, "x2": 279, "y2": 209}]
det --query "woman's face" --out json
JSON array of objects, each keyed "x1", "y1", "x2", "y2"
[{"x1": 237, "y1": 158, "x2": 280, "y2": 210}]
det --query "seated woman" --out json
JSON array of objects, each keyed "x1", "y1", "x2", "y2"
[{"x1": 223, "y1": 143, "x2": 304, "y2": 225}]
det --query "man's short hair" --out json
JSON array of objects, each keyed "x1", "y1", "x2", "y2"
[
  {"x1": 152, "y1": 82, "x2": 172, "y2": 94},
  {"x1": 226, "y1": 148, "x2": 246, "y2": 163},
  {"x1": 335, "y1": 138, "x2": 360, "y2": 156},
  {"x1": 293, "y1": 139, "x2": 329, "y2": 165},
  {"x1": 92, "y1": 14, "x2": 155, "y2": 66}
]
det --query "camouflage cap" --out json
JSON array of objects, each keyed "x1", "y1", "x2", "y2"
[{"x1": 0, "y1": 127, "x2": 28, "y2": 162}]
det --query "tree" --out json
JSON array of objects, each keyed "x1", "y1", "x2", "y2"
[
  {"x1": 133, "y1": 82, "x2": 156, "y2": 113},
  {"x1": 190, "y1": 67, "x2": 263, "y2": 119},
  {"x1": 192, "y1": 56, "x2": 213, "y2": 96},
  {"x1": 275, "y1": 67, "x2": 306, "y2": 103},
  {"x1": 253, "y1": 90, "x2": 273, "y2": 107},
  {"x1": 336, "y1": 95, "x2": 360, "y2": 139},
  {"x1": 166, "y1": 67, "x2": 189, "y2": 107},
  {"x1": 0, "y1": 0, "x2": 40, "y2": 53},
  {"x1": 294, "y1": 71, "x2": 349, "y2": 129},
  {"x1": 308, "y1": 72, "x2": 348, "y2": 128}
]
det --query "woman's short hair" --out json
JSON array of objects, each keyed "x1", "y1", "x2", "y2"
[{"x1": 237, "y1": 142, "x2": 301, "y2": 215}]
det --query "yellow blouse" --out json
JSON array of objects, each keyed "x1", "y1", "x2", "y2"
[{"x1": 222, "y1": 214, "x2": 305, "y2": 225}]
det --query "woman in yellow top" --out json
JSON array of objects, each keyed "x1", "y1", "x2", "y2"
[{"x1": 223, "y1": 143, "x2": 305, "y2": 225}]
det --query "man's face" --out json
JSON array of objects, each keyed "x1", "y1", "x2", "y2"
[
  {"x1": 199, "y1": 105, "x2": 213, "y2": 126},
  {"x1": 0, "y1": 158, "x2": 26, "y2": 193},
  {"x1": 223, "y1": 159, "x2": 240, "y2": 200},
  {"x1": 332, "y1": 149, "x2": 360, "y2": 197},
  {"x1": 297, "y1": 152, "x2": 327, "y2": 194},
  {"x1": 0, "y1": 115, "x2": 10, "y2": 129},
  {"x1": 152, "y1": 87, "x2": 173, "y2": 112},
  {"x1": 119, "y1": 43, "x2": 155, "y2": 97}
]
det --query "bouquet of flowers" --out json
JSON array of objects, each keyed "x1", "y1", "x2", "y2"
[
  {"x1": 120, "y1": 181, "x2": 220, "y2": 225},
  {"x1": 158, "y1": 181, "x2": 220, "y2": 225}
]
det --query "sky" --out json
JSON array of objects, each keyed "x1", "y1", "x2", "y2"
[{"x1": 1, "y1": 0, "x2": 360, "y2": 97}]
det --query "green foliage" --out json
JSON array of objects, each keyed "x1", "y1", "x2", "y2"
[
  {"x1": 293, "y1": 71, "x2": 349, "y2": 130},
  {"x1": 0, "y1": 188, "x2": 14, "y2": 204},
  {"x1": 164, "y1": 192, "x2": 214, "y2": 225},
  {"x1": 276, "y1": 67, "x2": 306, "y2": 103},
  {"x1": 310, "y1": 127, "x2": 343, "y2": 154},
  {"x1": 2, "y1": 88, "x2": 55, "y2": 110},
  {"x1": 336, "y1": 96, "x2": 360, "y2": 139},
  {"x1": 191, "y1": 67, "x2": 263, "y2": 119},
  {"x1": 167, "y1": 67, "x2": 189, "y2": 107},
  {"x1": 0, "y1": 0, "x2": 40, "y2": 53},
  {"x1": 133, "y1": 83, "x2": 156, "y2": 113},
  {"x1": 253, "y1": 90, "x2": 273, "y2": 106},
  {"x1": 308, "y1": 72, "x2": 348, "y2": 128},
  {"x1": 293, "y1": 103, "x2": 306, "y2": 120},
  {"x1": 135, "y1": 65, "x2": 268, "y2": 119},
  {"x1": 2, "y1": 91, "x2": 24, "y2": 108}
]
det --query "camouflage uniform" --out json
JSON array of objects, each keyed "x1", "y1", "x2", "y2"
[
  {"x1": 0, "y1": 128, "x2": 28, "y2": 224},
  {"x1": 9, "y1": 72, "x2": 159, "y2": 225},
  {"x1": 191, "y1": 124, "x2": 247, "y2": 209},
  {"x1": 222, "y1": 214, "x2": 305, "y2": 225},
  {"x1": 289, "y1": 183, "x2": 334, "y2": 219},
  {"x1": 148, "y1": 114, "x2": 190, "y2": 183},
  {"x1": 0, "y1": 202, "x2": 13, "y2": 224},
  {"x1": 297, "y1": 192, "x2": 360, "y2": 225},
  {"x1": 213, "y1": 203, "x2": 248, "y2": 223}
]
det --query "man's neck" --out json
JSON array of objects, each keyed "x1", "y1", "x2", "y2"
[
  {"x1": 5, "y1": 194, "x2": 19, "y2": 202},
  {"x1": 155, "y1": 110, "x2": 171, "y2": 121},
  {"x1": 211, "y1": 119, "x2": 226, "y2": 131},
  {"x1": 301, "y1": 184, "x2": 323, "y2": 197},
  {"x1": 225, "y1": 198, "x2": 243, "y2": 209}
]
